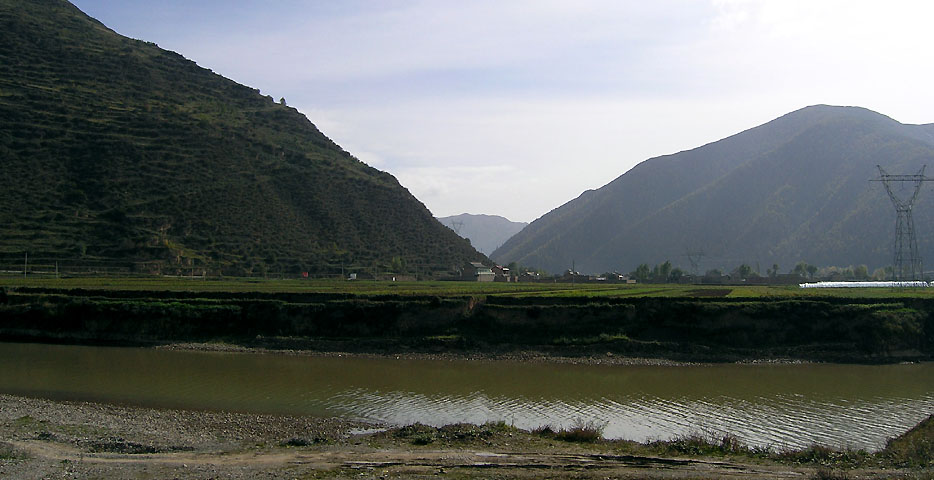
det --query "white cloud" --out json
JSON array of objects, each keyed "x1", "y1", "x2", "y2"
[{"x1": 74, "y1": 0, "x2": 934, "y2": 222}]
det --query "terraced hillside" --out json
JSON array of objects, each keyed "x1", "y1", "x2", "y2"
[{"x1": 0, "y1": 0, "x2": 481, "y2": 276}]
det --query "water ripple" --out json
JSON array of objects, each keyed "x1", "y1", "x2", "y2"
[{"x1": 324, "y1": 388, "x2": 934, "y2": 451}]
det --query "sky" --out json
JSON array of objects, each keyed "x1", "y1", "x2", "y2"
[{"x1": 71, "y1": 0, "x2": 934, "y2": 223}]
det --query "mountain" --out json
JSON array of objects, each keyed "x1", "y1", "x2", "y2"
[
  {"x1": 0, "y1": 0, "x2": 482, "y2": 276},
  {"x1": 436, "y1": 214, "x2": 528, "y2": 255},
  {"x1": 492, "y1": 105, "x2": 934, "y2": 275}
]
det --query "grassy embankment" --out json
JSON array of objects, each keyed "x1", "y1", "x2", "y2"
[
  {"x1": 2, "y1": 277, "x2": 933, "y2": 363},
  {"x1": 382, "y1": 414, "x2": 934, "y2": 478},
  {"x1": 395, "y1": 414, "x2": 934, "y2": 466}
]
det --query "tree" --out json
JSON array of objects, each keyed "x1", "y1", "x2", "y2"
[
  {"x1": 733, "y1": 263, "x2": 753, "y2": 280},
  {"x1": 767, "y1": 263, "x2": 779, "y2": 278},
  {"x1": 652, "y1": 260, "x2": 672, "y2": 283},
  {"x1": 792, "y1": 261, "x2": 809, "y2": 278},
  {"x1": 631, "y1": 263, "x2": 651, "y2": 283},
  {"x1": 806, "y1": 264, "x2": 818, "y2": 280},
  {"x1": 669, "y1": 267, "x2": 684, "y2": 283},
  {"x1": 853, "y1": 264, "x2": 869, "y2": 280},
  {"x1": 704, "y1": 268, "x2": 723, "y2": 278},
  {"x1": 872, "y1": 266, "x2": 893, "y2": 280},
  {"x1": 390, "y1": 256, "x2": 406, "y2": 274}
]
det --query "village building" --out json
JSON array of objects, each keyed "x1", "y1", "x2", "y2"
[
  {"x1": 492, "y1": 265, "x2": 513, "y2": 282},
  {"x1": 463, "y1": 262, "x2": 495, "y2": 282}
]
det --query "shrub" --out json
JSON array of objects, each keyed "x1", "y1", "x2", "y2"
[
  {"x1": 652, "y1": 431, "x2": 751, "y2": 456},
  {"x1": 281, "y1": 436, "x2": 328, "y2": 447},
  {"x1": 778, "y1": 444, "x2": 870, "y2": 467},
  {"x1": 410, "y1": 433, "x2": 434, "y2": 445},
  {"x1": 394, "y1": 423, "x2": 437, "y2": 445},
  {"x1": 532, "y1": 425, "x2": 555, "y2": 436},
  {"x1": 554, "y1": 418, "x2": 605, "y2": 443}
]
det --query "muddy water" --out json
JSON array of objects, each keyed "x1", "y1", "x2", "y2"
[{"x1": 1, "y1": 342, "x2": 931, "y2": 450}]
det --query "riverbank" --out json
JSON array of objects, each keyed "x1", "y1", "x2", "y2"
[
  {"x1": 2, "y1": 283, "x2": 933, "y2": 364},
  {"x1": 155, "y1": 341, "x2": 707, "y2": 366},
  {"x1": 1, "y1": 393, "x2": 929, "y2": 479}
]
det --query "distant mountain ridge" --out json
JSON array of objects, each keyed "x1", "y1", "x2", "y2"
[
  {"x1": 0, "y1": 0, "x2": 481, "y2": 276},
  {"x1": 436, "y1": 214, "x2": 528, "y2": 255},
  {"x1": 493, "y1": 105, "x2": 934, "y2": 274}
]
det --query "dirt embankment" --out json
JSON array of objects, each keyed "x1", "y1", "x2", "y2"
[
  {"x1": 2, "y1": 287, "x2": 933, "y2": 363},
  {"x1": 3, "y1": 393, "x2": 926, "y2": 480}
]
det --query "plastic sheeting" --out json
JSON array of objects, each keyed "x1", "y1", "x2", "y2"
[{"x1": 799, "y1": 281, "x2": 930, "y2": 288}]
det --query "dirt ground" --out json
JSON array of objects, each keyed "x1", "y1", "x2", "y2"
[{"x1": 2, "y1": 393, "x2": 929, "y2": 480}]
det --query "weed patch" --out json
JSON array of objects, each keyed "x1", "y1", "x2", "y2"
[
  {"x1": 281, "y1": 436, "x2": 329, "y2": 447},
  {"x1": 392, "y1": 422, "x2": 519, "y2": 446},
  {"x1": 777, "y1": 444, "x2": 871, "y2": 467},
  {"x1": 651, "y1": 431, "x2": 751, "y2": 456},
  {"x1": 553, "y1": 419, "x2": 605, "y2": 443}
]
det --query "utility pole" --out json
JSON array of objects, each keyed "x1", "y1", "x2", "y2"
[
  {"x1": 24, "y1": 252, "x2": 27, "y2": 279},
  {"x1": 872, "y1": 165, "x2": 933, "y2": 281},
  {"x1": 684, "y1": 248, "x2": 705, "y2": 277}
]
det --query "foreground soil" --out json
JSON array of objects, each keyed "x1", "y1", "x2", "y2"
[{"x1": 1, "y1": 394, "x2": 928, "y2": 480}]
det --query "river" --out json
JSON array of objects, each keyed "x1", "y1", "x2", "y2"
[{"x1": 1, "y1": 342, "x2": 931, "y2": 451}]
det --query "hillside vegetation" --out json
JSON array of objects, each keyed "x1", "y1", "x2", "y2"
[
  {"x1": 494, "y1": 105, "x2": 934, "y2": 274},
  {"x1": 0, "y1": 0, "x2": 480, "y2": 276}
]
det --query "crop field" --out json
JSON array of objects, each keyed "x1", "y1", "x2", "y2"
[{"x1": 2, "y1": 275, "x2": 934, "y2": 299}]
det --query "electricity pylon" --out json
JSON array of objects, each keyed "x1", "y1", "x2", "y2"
[
  {"x1": 683, "y1": 248, "x2": 705, "y2": 277},
  {"x1": 872, "y1": 165, "x2": 932, "y2": 281}
]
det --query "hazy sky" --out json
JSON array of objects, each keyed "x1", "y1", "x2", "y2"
[{"x1": 71, "y1": 0, "x2": 934, "y2": 223}]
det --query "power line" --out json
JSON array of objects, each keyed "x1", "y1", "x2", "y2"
[
  {"x1": 683, "y1": 248, "x2": 705, "y2": 276},
  {"x1": 871, "y1": 165, "x2": 932, "y2": 281}
]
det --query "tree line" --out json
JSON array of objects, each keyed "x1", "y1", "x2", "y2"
[{"x1": 628, "y1": 260, "x2": 882, "y2": 284}]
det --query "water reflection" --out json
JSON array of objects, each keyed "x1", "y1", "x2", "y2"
[{"x1": 0, "y1": 342, "x2": 931, "y2": 450}]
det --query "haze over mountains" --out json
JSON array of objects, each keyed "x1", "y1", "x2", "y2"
[
  {"x1": 0, "y1": 0, "x2": 481, "y2": 276},
  {"x1": 436, "y1": 214, "x2": 527, "y2": 256},
  {"x1": 493, "y1": 105, "x2": 934, "y2": 275}
]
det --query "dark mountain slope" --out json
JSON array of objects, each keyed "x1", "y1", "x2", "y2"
[
  {"x1": 0, "y1": 0, "x2": 480, "y2": 275},
  {"x1": 493, "y1": 106, "x2": 934, "y2": 274}
]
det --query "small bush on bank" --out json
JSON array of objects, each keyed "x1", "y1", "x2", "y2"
[
  {"x1": 410, "y1": 433, "x2": 434, "y2": 445},
  {"x1": 652, "y1": 431, "x2": 751, "y2": 456},
  {"x1": 281, "y1": 436, "x2": 329, "y2": 447},
  {"x1": 394, "y1": 423, "x2": 436, "y2": 444},
  {"x1": 777, "y1": 444, "x2": 871, "y2": 467},
  {"x1": 392, "y1": 422, "x2": 519, "y2": 446},
  {"x1": 553, "y1": 419, "x2": 605, "y2": 443},
  {"x1": 531, "y1": 425, "x2": 555, "y2": 436}
]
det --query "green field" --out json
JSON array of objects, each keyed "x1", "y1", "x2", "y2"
[{"x1": 3, "y1": 275, "x2": 934, "y2": 299}]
